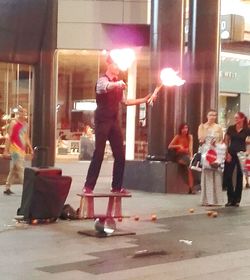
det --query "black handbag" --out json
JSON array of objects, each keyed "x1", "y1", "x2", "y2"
[{"x1": 190, "y1": 152, "x2": 202, "y2": 172}]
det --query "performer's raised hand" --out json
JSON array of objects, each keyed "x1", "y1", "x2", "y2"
[{"x1": 147, "y1": 84, "x2": 163, "y2": 105}]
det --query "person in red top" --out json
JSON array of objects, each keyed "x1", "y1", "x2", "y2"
[
  {"x1": 168, "y1": 123, "x2": 194, "y2": 194},
  {"x1": 3, "y1": 106, "x2": 33, "y2": 195}
]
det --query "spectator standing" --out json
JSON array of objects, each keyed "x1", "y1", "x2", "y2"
[
  {"x1": 198, "y1": 109, "x2": 223, "y2": 206},
  {"x1": 224, "y1": 112, "x2": 250, "y2": 207},
  {"x1": 3, "y1": 106, "x2": 33, "y2": 195}
]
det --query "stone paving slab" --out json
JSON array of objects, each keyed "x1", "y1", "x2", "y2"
[{"x1": 1, "y1": 161, "x2": 250, "y2": 279}]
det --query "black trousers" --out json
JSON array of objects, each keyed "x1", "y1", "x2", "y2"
[
  {"x1": 224, "y1": 154, "x2": 243, "y2": 204},
  {"x1": 84, "y1": 119, "x2": 125, "y2": 190}
]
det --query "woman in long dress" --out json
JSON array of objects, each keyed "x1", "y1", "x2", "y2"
[{"x1": 198, "y1": 109, "x2": 224, "y2": 206}]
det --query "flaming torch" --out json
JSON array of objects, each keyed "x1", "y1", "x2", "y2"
[{"x1": 149, "y1": 67, "x2": 185, "y2": 105}]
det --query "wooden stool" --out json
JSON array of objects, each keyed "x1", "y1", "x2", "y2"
[
  {"x1": 77, "y1": 192, "x2": 134, "y2": 237},
  {"x1": 77, "y1": 192, "x2": 131, "y2": 219}
]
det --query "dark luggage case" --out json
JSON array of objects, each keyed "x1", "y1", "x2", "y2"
[{"x1": 17, "y1": 167, "x2": 72, "y2": 220}]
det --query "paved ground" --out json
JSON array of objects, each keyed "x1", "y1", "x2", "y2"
[{"x1": 1, "y1": 160, "x2": 250, "y2": 279}]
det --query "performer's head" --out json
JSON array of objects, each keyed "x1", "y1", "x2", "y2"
[{"x1": 106, "y1": 54, "x2": 120, "y2": 77}]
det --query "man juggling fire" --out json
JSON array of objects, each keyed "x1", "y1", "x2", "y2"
[{"x1": 82, "y1": 49, "x2": 161, "y2": 194}]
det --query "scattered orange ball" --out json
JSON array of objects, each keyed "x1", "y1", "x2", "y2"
[
  {"x1": 134, "y1": 216, "x2": 140, "y2": 221},
  {"x1": 189, "y1": 208, "x2": 195, "y2": 213},
  {"x1": 212, "y1": 211, "x2": 218, "y2": 218},
  {"x1": 117, "y1": 217, "x2": 123, "y2": 222},
  {"x1": 31, "y1": 219, "x2": 38, "y2": 225},
  {"x1": 151, "y1": 214, "x2": 157, "y2": 221},
  {"x1": 207, "y1": 211, "x2": 213, "y2": 217}
]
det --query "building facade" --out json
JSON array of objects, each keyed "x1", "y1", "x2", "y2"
[{"x1": 0, "y1": 0, "x2": 250, "y2": 166}]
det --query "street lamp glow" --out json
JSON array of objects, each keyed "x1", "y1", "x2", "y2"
[{"x1": 110, "y1": 48, "x2": 136, "y2": 71}]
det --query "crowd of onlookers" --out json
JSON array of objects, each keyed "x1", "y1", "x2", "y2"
[
  {"x1": 167, "y1": 109, "x2": 250, "y2": 207},
  {"x1": 2, "y1": 102, "x2": 250, "y2": 208}
]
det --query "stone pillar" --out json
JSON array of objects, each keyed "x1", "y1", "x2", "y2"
[
  {"x1": 124, "y1": 0, "x2": 221, "y2": 194},
  {"x1": 32, "y1": 0, "x2": 58, "y2": 166},
  {"x1": 148, "y1": 0, "x2": 186, "y2": 159},
  {"x1": 186, "y1": 0, "x2": 221, "y2": 149}
]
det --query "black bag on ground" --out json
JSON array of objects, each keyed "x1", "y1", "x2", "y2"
[
  {"x1": 17, "y1": 167, "x2": 72, "y2": 220},
  {"x1": 60, "y1": 204, "x2": 78, "y2": 220}
]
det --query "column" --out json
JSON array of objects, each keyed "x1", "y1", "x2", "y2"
[
  {"x1": 32, "y1": 0, "x2": 58, "y2": 166},
  {"x1": 186, "y1": 0, "x2": 221, "y2": 149},
  {"x1": 148, "y1": 0, "x2": 186, "y2": 159}
]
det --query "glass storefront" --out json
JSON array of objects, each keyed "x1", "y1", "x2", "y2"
[
  {"x1": 0, "y1": 63, "x2": 34, "y2": 154},
  {"x1": 219, "y1": 52, "x2": 250, "y2": 132},
  {"x1": 55, "y1": 49, "x2": 150, "y2": 160},
  {"x1": 55, "y1": 49, "x2": 250, "y2": 160}
]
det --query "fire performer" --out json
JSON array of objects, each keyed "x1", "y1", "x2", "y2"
[{"x1": 82, "y1": 52, "x2": 160, "y2": 194}]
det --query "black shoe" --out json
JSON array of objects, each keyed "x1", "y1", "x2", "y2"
[
  {"x1": 225, "y1": 202, "x2": 234, "y2": 207},
  {"x1": 3, "y1": 189, "x2": 14, "y2": 195}
]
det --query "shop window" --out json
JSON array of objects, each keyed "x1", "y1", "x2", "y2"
[
  {"x1": 56, "y1": 49, "x2": 150, "y2": 160},
  {"x1": 219, "y1": 93, "x2": 240, "y2": 132},
  {"x1": 0, "y1": 62, "x2": 33, "y2": 154}
]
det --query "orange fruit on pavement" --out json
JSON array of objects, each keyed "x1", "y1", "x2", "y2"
[
  {"x1": 212, "y1": 211, "x2": 218, "y2": 218},
  {"x1": 151, "y1": 214, "x2": 157, "y2": 221},
  {"x1": 117, "y1": 217, "x2": 122, "y2": 222},
  {"x1": 134, "y1": 216, "x2": 140, "y2": 221},
  {"x1": 207, "y1": 211, "x2": 213, "y2": 216},
  {"x1": 31, "y1": 219, "x2": 38, "y2": 225},
  {"x1": 189, "y1": 208, "x2": 194, "y2": 213}
]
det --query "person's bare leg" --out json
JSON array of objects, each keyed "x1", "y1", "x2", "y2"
[{"x1": 188, "y1": 169, "x2": 195, "y2": 194}]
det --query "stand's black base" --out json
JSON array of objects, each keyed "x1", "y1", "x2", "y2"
[
  {"x1": 123, "y1": 160, "x2": 189, "y2": 194},
  {"x1": 78, "y1": 230, "x2": 136, "y2": 238}
]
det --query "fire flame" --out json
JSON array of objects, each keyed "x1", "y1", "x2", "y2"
[
  {"x1": 160, "y1": 68, "x2": 185, "y2": 87},
  {"x1": 110, "y1": 48, "x2": 136, "y2": 71}
]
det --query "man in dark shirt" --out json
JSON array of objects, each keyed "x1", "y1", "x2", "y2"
[{"x1": 82, "y1": 55, "x2": 160, "y2": 194}]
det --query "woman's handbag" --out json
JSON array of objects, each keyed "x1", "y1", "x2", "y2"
[
  {"x1": 190, "y1": 152, "x2": 202, "y2": 172},
  {"x1": 238, "y1": 151, "x2": 250, "y2": 176},
  {"x1": 202, "y1": 143, "x2": 226, "y2": 171}
]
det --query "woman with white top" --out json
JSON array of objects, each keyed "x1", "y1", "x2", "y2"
[{"x1": 198, "y1": 109, "x2": 224, "y2": 206}]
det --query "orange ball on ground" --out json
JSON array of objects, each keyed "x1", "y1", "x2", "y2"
[{"x1": 151, "y1": 214, "x2": 157, "y2": 221}]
